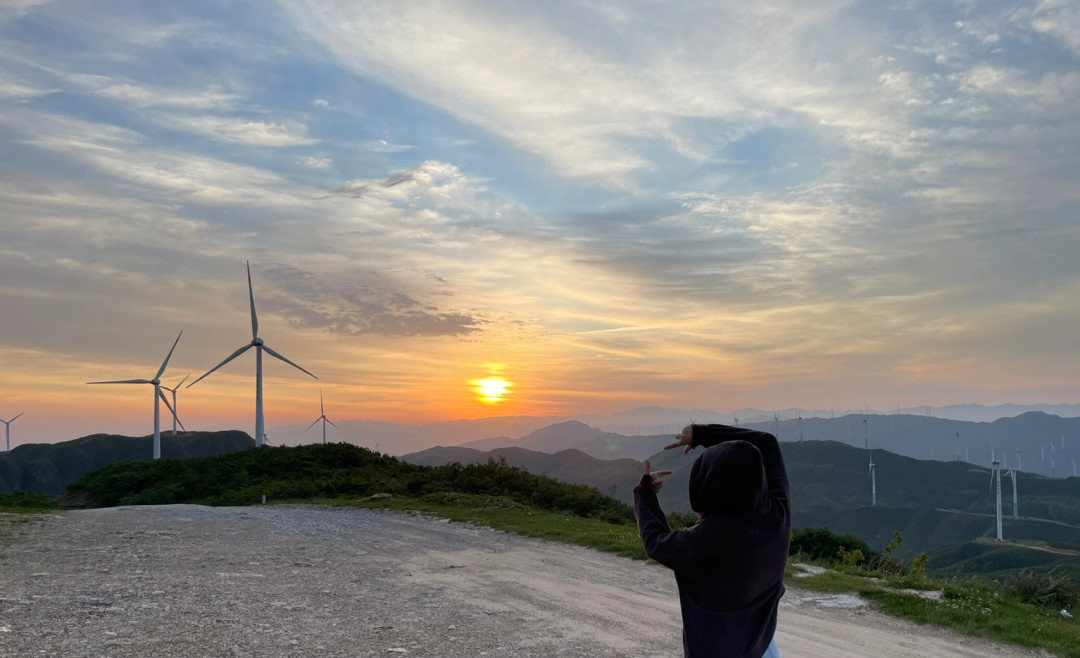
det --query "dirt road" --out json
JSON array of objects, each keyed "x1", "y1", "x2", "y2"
[{"x1": 0, "y1": 505, "x2": 1045, "y2": 657}]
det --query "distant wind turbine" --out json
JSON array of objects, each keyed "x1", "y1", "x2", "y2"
[
  {"x1": 0, "y1": 412, "x2": 25, "y2": 452},
  {"x1": 864, "y1": 419, "x2": 876, "y2": 506},
  {"x1": 1016, "y1": 447, "x2": 1021, "y2": 472},
  {"x1": 955, "y1": 431, "x2": 960, "y2": 461},
  {"x1": 305, "y1": 391, "x2": 338, "y2": 445},
  {"x1": 1007, "y1": 462, "x2": 1018, "y2": 518},
  {"x1": 187, "y1": 262, "x2": 317, "y2": 448},
  {"x1": 160, "y1": 374, "x2": 189, "y2": 435},
  {"x1": 988, "y1": 441, "x2": 1002, "y2": 541},
  {"x1": 1050, "y1": 441, "x2": 1056, "y2": 478},
  {"x1": 88, "y1": 332, "x2": 184, "y2": 460}
]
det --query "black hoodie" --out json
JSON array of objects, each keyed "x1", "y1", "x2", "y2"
[{"x1": 634, "y1": 425, "x2": 791, "y2": 658}]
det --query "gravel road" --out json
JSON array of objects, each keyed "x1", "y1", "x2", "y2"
[{"x1": 0, "y1": 505, "x2": 1047, "y2": 657}]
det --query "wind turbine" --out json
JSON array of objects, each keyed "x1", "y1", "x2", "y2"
[
  {"x1": 773, "y1": 413, "x2": 779, "y2": 438},
  {"x1": 1016, "y1": 447, "x2": 1021, "y2": 472},
  {"x1": 188, "y1": 262, "x2": 317, "y2": 447},
  {"x1": 1050, "y1": 441, "x2": 1056, "y2": 477},
  {"x1": 797, "y1": 410, "x2": 803, "y2": 443},
  {"x1": 88, "y1": 332, "x2": 184, "y2": 460},
  {"x1": 1073, "y1": 459, "x2": 1077, "y2": 477},
  {"x1": 955, "y1": 431, "x2": 960, "y2": 461},
  {"x1": 863, "y1": 419, "x2": 876, "y2": 506},
  {"x1": 1007, "y1": 462, "x2": 1018, "y2": 518},
  {"x1": 305, "y1": 391, "x2": 338, "y2": 445},
  {"x1": 160, "y1": 375, "x2": 189, "y2": 435},
  {"x1": 0, "y1": 412, "x2": 24, "y2": 452},
  {"x1": 989, "y1": 441, "x2": 1002, "y2": 541}
]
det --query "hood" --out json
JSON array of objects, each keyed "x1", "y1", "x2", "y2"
[{"x1": 688, "y1": 440, "x2": 767, "y2": 515}]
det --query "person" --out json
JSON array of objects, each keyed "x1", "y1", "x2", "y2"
[{"x1": 634, "y1": 424, "x2": 791, "y2": 658}]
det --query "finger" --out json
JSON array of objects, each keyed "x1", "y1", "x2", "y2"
[
  {"x1": 644, "y1": 459, "x2": 651, "y2": 474},
  {"x1": 664, "y1": 441, "x2": 682, "y2": 450},
  {"x1": 683, "y1": 445, "x2": 692, "y2": 455},
  {"x1": 654, "y1": 470, "x2": 673, "y2": 477}
]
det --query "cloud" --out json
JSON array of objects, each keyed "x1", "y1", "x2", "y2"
[
  {"x1": 261, "y1": 264, "x2": 482, "y2": 337},
  {"x1": 162, "y1": 114, "x2": 319, "y2": 147}
]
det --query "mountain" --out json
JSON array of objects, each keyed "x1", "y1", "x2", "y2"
[
  {"x1": 403, "y1": 445, "x2": 640, "y2": 495},
  {"x1": 459, "y1": 421, "x2": 678, "y2": 461},
  {"x1": 0, "y1": 431, "x2": 254, "y2": 497},
  {"x1": 265, "y1": 416, "x2": 560, "y2": 455}
]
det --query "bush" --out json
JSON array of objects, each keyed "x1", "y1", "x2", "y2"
[
  {"x1": 1004, "y1": 570, "x2": 1079, "y2": 608},
  {"x1": 790, "y1": 527, "x2": 874, "y2": 563},
  {"x1": 0, "y1": 491, "x2": 58, "y2": 510}
]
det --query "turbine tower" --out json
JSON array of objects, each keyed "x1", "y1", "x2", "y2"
[
  {"x1": 1016, "y1": 447, "x2": 1021, "y2": 472},
  {"x1": 160, "y1": 374, "x2": 189, "y2": 435},
  {"x1": 0, "y1": 412, "x2": 24, "y2": 452},
  {"x1": 1007, "y1": 464, "x2": 1018, "y2": 518},
  {"x1": 955, "y1": 431, "x2": 960, "y2": 461},
  {"x1": 88, "y1": 332, "x2": 184, "y2": 460},
  {"x1": 989, "y1": 441, "x2": 1002, "y2": 541},
  {"x1": 305, "y1": 391, "x2": 338, "y2": 445},
  {"x1": 869, "y1": 446, "x2": 877, "y2": 507},
  {"x1": 1050, "y1": 441, "x2": 1056, "y2": 477},
  {"x1": 188, "y1": 262, "x2": 317, "y2": 447}
]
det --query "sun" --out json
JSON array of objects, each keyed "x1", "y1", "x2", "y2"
[{"x1": 472, "y1": 377, "x2": 511, "y2": 405}]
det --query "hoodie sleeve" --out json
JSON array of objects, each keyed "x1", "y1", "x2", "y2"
[
  {"x1": 634, "y1": 474, "x2": 699, "y2": 572},
  {"x1": 691, "y1": 424, "x2": 791, "y2": 511}
]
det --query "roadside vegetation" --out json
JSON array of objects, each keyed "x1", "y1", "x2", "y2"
[{"x1": 44, "y1": 444, "x2": 1080, "y2": 656}]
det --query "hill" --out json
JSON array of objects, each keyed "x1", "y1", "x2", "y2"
[
  {"x1": 458, "y1": 421, "x2": 674, "y2": 460},
  {"x1": 0, "y1": 431, "x2": 253, "y2": 496},
  {"x1": 63, "y1": 443, "x2": 631, "y2": 523},
  {"x1": 404, "y1": 445, "x2": 640, "y2": 495}
]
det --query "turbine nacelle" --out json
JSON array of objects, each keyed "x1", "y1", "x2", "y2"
[{"x1": 253, "y1": 337, "x2": 264, "y2": 346}]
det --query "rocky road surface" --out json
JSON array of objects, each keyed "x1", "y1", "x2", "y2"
[{"x1": 0, "y1": 505, "x2": 1047, "y2": 657}]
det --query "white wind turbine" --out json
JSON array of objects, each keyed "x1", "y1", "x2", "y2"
[
  {"x1": 1007, "y1": 461, "x2": 1018, "y2": 518},
  {"x1": 865, "y1": 419, "x2": 876, "y2": 506},
  {"x1": 1050, "y1": 441, "x2": 1056, "y2": 477},
  {"x1": 88, "y1": 332, "x2": 184, "y2": 460},
  {"x1": 1016, "y1": 447, "x2": 1021, "y2": 472},
  {"x1": 188, "y1": 262, "x2": 317, "y2": 447},
  {"x1": 305, "y1": 391, "x2": 338, "y2": 445},
  {"x1": 0, "y1": 412, "x2": 25, "y2": 452},
  {"x1": 988, "y1": 440, "x2": 1002, "y2": 541},
  {"x1": 160, "y1": 374, "x2": 189, "y2": 435}
]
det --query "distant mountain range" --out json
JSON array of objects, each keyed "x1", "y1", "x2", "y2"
[
  {"x1": 404, "y1": 438, "x2": 1080, "y2": 576},
  {"x1": 265, "y1": 404, "x2": 1080, "y2": 459},
  {"x1": 0, "y1": 431, "x2": 253, "y2": 497}
]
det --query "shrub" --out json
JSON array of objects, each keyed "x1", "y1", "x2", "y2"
[
  {"x1": 790, "y1": 527, "x2": 874, "y2": 563},
  {"x1": 1004, "y1": 570, "x2": 1079, "y2": 608}
]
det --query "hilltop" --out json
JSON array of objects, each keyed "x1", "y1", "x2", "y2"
[{"x1": 0, "y1": 431, "x2": 253, "y2": 496}]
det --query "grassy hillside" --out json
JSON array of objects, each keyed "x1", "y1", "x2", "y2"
[
  {"x1": 0, "y1": 431, "x2": 254, "y2": 496},
  {"x1": 65, "y1": 443, "x2": 632, "y2": 524},
  {"x1": 406, "y1": 439, "x2": 1080, "y2": 576}
]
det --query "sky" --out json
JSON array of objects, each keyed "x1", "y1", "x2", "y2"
[{"x1": 1, "y1": 1, "x2": 1079, "y2": 443}]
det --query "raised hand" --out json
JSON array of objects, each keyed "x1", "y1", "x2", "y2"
[
  {"x1": 643, "y1": 459, "x2": 672, "y2": 493},
  {"x1": 664, "y1": 424, "x2": 694, "y2": 454}
]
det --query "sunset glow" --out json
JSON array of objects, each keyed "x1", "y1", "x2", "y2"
[{"x1": 472, "y1": 378, "x2": 511, "y2": 405}]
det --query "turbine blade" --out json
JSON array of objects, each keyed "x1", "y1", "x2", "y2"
[
  {"x1": 262, "y1": 345, "x2": 317, "y2": 379},
  {"x1": 155, "y1": 331, "x2": 183, "y2": 380},
  {"x1": 177, "y1": 374, "x2": 190, "y2": 388},
  {"x1": 158, "y1": 388, "x2": 185, "y2": 431},
  {"x1": 247, "y1": 261, "x2": 259, "y2": 340},
  {"x1": 326, "y1": 418, "x2": 338, "y2": 429},
  {"x1": 87, "y1": 379, "x2": 152, "y2": 385},
  {"x1": 10, "y1": 411, "x2": 25, "y2": 422},
  {"x1": 320, "y1": 390, "x2": 324, "y2": 416},
  {"x1": 304, "y1": 418, "x2": 320, "y2": 433},
  {"x1": 187, "y1": 344, "x2": 252, "y2": 388}
]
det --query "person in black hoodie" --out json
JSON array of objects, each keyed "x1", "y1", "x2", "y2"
[{"x1": 635, "y1": 424, "x2": 791, "y2": 658}]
